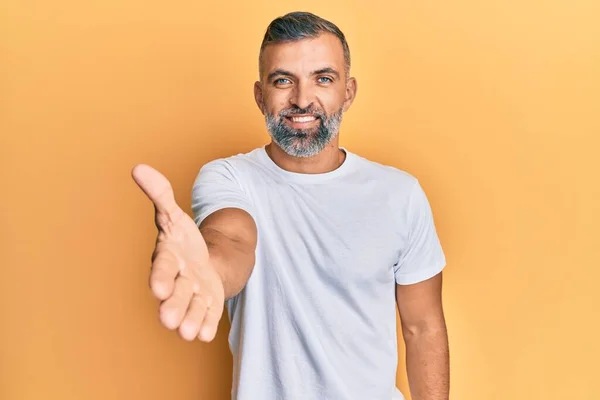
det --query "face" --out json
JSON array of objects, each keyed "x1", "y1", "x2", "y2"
[{"x1": 255, "y1": 33, "x2": 357, "y2": 158}]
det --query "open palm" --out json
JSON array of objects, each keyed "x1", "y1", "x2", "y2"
[{"x1": 132, "y1": 164, "x2": 224, "y2": 342}]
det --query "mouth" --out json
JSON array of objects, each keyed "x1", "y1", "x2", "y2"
[{"x1": 284, "y1": 114, "x2": 320, "y2": 128}]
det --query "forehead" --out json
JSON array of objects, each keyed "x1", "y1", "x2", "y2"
[{"x1": 261, "y1": 32, "x2": 345, "y2": 78}]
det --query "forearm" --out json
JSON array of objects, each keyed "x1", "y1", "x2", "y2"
[
  {"x1": 200, "y1": 227, "x2": 256, "y2": 299},
  {"x1": 404, "y1": 327, "x2": 450, "y2": 400}
]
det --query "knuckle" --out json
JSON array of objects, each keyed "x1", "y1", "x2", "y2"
[{"x1": 192, "y1": 294, "x2": 209, "y2": 308}]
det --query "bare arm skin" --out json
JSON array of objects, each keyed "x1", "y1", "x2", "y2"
[
  {"x1": 199, "y1": 208, "x2": 257, "y2": 300},
  {"x1": 396, "y1": 272, "x2": 450, "y2": 400}
]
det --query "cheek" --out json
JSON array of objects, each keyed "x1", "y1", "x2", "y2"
[
  {"x1": 263, "y1": 91, "x2": 290, "y2": 114},
  {"x1": 319, "y1": 90, "x2": 346, "y2": 113}
]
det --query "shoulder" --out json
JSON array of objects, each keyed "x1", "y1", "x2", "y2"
[
  {"x1": 349, "y1": 150, "x2": 419, "y2": 191},
  {"x1": 201, "y1": 147, "x2": 263, "y2": 170},
  {"x1": 196, "y1": 147, "x2": 264, "y2": 179}
]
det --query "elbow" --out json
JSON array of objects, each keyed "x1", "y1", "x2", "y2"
[{"x1": 401, "y1": 319, "x2": 447, "y2": 342}]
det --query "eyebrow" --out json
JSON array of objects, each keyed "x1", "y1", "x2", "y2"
[
  {"x1": 267, "y1": 67, "x2": 340, "y2": 82},
  {"x1": 312, "y1": 67, "x2": 340, "y2": 79}
]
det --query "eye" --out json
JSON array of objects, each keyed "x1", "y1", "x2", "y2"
[
  {"x1": 318, "y1": 76, "x2": 333, "y2": 83},
  {"x1": 274, "y1": 78, "x2": 291, "y2": 85}
]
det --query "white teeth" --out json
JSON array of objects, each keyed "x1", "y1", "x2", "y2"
[{"x1": 290, "y1": 116, "x2": 316, "y2": 123}]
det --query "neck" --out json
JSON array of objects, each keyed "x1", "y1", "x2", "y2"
[{"x1": 265, "y1": 139, "x2": 346, "y2": 174}]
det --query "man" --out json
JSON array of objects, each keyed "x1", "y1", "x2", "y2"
[{"x1": 132, "y1": 11, "x2": 449, "y2": 400}]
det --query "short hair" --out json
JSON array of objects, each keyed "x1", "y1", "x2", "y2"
[{"x1": 258, "y1": 11, "x2": 351, "y2": 79}]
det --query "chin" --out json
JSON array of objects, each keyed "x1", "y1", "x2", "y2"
[{"x1": 293, "y1": 128, "x2": 319, "y2": 138}]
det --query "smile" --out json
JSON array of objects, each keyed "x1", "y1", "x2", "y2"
[{"x1": 286, "y1": 115, "x2": 318, "y2": 123}]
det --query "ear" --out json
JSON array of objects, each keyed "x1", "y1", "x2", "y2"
[
  {"x1": 254, "y1": 81, "x2": 265, "y2": 115},
  {"x1": 342, "y1": 77, "x2": 357, "y2": 112}
]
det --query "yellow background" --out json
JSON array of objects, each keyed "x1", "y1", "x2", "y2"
[{"x1": 2, "y1": 1, "x2": 599, "y2": 399}]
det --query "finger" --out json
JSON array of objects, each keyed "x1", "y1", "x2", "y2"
[
  {"x1": 179, "y1": 295, "x2": 209, "y2": 341},
  {"x1": 149, "y1": 245, "x2": 180, "y2": 300},
  {"x1": 131, "y1": 164, "x2": 179, "y2": 217},
  {"x1": 198, "y1": 301, "x2": 224, "y2": 342},
  {"x1": 159, "y1": 274, "x2": 194, "y2": 330}
]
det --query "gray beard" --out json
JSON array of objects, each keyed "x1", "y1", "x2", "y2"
[{"x1": 264, "y1": 106, "x2": 344, "y2": 158}]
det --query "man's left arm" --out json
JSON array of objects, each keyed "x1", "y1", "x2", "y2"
[{"x1": 396, "y1": 271, "x2": 449, "y2": 400}]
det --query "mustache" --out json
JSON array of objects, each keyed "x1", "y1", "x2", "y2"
[{"x1": 278, "y1": 106, "x2": 326, "y2": 119}]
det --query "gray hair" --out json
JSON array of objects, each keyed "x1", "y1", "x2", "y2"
[{"x1": 258, "y1": 11, "x2": 351, "y2": 79}]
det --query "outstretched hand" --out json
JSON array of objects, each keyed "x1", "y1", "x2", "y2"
[{"x1": 132, "y1": 164, "x2": 224, "y2": 342}]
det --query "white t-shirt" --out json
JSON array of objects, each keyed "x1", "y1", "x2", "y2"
[{"x1": 191, "y1": 145, "x2": 446, "y2": 400}]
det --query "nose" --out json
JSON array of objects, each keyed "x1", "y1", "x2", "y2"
[{"x1": 289, "y1": 82, "x2": 314, "y2": 111}]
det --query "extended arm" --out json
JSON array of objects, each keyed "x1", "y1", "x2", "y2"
[{"x1": 199, "y1": 207, "x2": 258, "y2": 300}]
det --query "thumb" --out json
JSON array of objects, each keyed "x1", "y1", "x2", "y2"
[{"x1": 131, "y1": 164, "x2": 179, "y2": 216}]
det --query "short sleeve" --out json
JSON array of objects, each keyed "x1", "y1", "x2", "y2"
[
  {"x1": 393, "y1": 180, "x2": 446, "y2": 285},
  {"x1": 191, "y1": 158, "x2": 256, "y2": 227}
]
